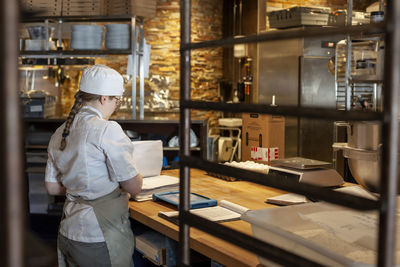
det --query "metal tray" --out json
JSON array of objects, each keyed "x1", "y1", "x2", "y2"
[{"x1": 269, "y1": 157, "x2": 332, "y2": 169}]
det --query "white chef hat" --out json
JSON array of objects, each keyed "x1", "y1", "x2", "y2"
[{"x1": 79, "y1": 64, "x2": 124, "y2": 96}]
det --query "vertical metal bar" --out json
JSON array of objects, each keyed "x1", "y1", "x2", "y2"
[
  {"x1": 179, "y1": 0, "x2": 191, "y2": 265},
  {"x1": 344, "y1": 0, "x2": 353, "y2": 111},
  {"x1": 0, "y1": 0, "x2": 25, "y2": 266},
  {"x1": 57, "y1": 19, "x2": 63, "y2": 50},
  {"x1": 333, "y1": 122, "x2": 338, "y2": 169},
  {"x1": 139, "y1": 18, "x2": 145, "y2": 120},
  {"x1": 45, "y1": 19, "x2": 49, "y2": 51},
  {"x1": 297, "y1": 55, "x2": 303, "y2": 157},
  {"x1": 232, "y1": 0, "x2": 237, "y2": 96},
  {"x1": 238, "y1": 0, "x2": 242, "y2": 35},
  {"x1": 378, "y1": 1, "x2": 400, "y2": 266},
  {"x1": 379, "y1": 0, "x2": 385, "y2": 12},
  {"x1": 373, "y1": 83, "x2": 377, "y2": 112},
  {"x1": 130, "y1": 17, "x2": 137, "y2": 119},
  {"x1": 334, "y1": 44, "x2": 339, "y2": 109}
]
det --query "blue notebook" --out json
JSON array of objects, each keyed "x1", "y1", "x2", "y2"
[{"x1": 153, "y1": 191, "x2": 217, "y2": 209}]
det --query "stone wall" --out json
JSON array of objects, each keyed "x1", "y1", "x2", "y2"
[{"x1": 96, "y1": 0, "x2": 223, "y2": 126}]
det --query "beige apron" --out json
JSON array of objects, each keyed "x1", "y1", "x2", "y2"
[{"x1": 58, "y1": 188, "x2": 135, "y2": 267}]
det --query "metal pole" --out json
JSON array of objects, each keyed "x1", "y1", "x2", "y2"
[
  {"x1": 344, "y1": 0, "x2": 353, "y2": 111},
  {"x1": 139, "y1": 18, "x2": 145, "y2": 120},
  {"x1": 131, "y1": 17, "x2": 137, "y2": 119},
  {"x1": 179, "y1": 0, "x2": 191, "y2": 265},
  {"x1": 0, "y1": 0, "x2": 25, "y2": 266},
  {"x1": 378, "y1": 0, "x2": 400, "y2": 265},
  {"x1": 379, "y1": 0, "x2": 385, "y2": 12}
]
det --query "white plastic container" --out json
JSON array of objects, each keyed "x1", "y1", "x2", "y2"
[{"x1": 241, "y1": 202, "x2": 385, "y2": 266}]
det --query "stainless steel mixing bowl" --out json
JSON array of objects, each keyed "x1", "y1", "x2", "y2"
[{"x1": 335, "y1": 121, "x2": 400, "y2": 193}]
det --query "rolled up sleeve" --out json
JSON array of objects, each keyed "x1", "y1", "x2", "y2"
[{"x1": 101, "y1": 121, "x2": 139, "y2": 182}]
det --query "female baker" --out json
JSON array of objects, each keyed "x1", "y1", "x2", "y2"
[{"x1": 45, "y1": 64, "x2": 143, "y2": 266}]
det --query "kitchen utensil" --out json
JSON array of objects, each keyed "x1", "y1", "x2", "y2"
[
  {"x1": 333, "y1": 121, "x2": 400, "y2": 193},
  {"x1": 27, "y1": 26, "x2": 54, "y2": 40},
  {"x1": 269, "y1": 157, "x2": 332, "y2": 170},
  {"x1": 70, "y1": 25, "x2": 104, "y2": 50}
]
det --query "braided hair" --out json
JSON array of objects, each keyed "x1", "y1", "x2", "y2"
[{"x1": 59, "y1": 91, "x2": 100, "y2": 151}]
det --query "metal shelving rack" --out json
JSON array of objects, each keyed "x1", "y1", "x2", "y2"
[
  {"x1": 178, "y1": 0, "x2": 398, "y2": 266},
  {"x1": 335, "y1": 40, "x2": 384, "y2": 112},
  {"x1": 19, "y1": 15, "x2": 145, "y2": 119}
]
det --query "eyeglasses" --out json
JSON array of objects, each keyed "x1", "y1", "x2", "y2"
[{"x1": 114, "y1": 96, "x2": 122, "y2": 106}]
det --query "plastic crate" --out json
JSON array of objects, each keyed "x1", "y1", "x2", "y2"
[
  {"x1": 268, "y1": 7, "x2": 331, "y2": 29},
  {"x1": 21, "y1": 95, "x2": 56, "y2": 118}
]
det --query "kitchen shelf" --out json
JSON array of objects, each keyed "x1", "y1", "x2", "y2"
[
  {"x1": 20, "y1": 49, "x2": 132, "y2": 59},
  {"x1": 19, "y1": 14, "x2": 146, "y2": 119},
  {"x1": 25, "y1": 145, "x2": 48, "y2": 149},
  {"x1": 349, "y1": 79, "x2": 384, "y2": 84},
  {"x1": 23, "y1": 117, "x2": 209, "y2": 160},
  {"x1": 26, "y1": 167, "x2": 46, "y2": 173},
  {"x1": 21, "y1": 15, "x2": 135, "y2": 23},
  {"x1": 20, "y1": 57, "x2": 95, "y2": 65}
]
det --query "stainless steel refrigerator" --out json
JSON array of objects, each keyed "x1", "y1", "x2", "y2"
[{"x1": 254, "y1": 33, "x2": 343, "y2": 162}]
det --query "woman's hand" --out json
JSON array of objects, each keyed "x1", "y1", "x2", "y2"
[
  {"x1": 120, "y1": 173, "x2": 143, "y2": 197},
  {"x1": 45, "y1": 181, "x2": 66, "y2": 195}
]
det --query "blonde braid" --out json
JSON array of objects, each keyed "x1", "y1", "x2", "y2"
[{"x1": 59, "y1": 92, "x2": 84, "y2": 151}]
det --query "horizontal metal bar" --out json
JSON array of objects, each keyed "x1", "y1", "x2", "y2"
[
  {"x1": 180, "y1": 156, "x2": 379, "y2": 210},
  {"x1": 182, "y1": 211, "x2": 323, "y2": 267},
  {"x1": 20, "y1": 58, "x2": 94, "y2": 65},
  {"x1": 181, "y1": 100, "x2": 383, "y2": 121},
  {"x1": 20, "y1": 50, "x2": 131, "y2": 58},
  {"x1": 21, "y1": 15, "x2": 135, "y2": 23},
  {"x1": 181, "y1": 23, "x2": 385, "y2": 50}
]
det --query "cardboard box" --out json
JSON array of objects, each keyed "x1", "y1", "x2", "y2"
[
  {"x1": 62, "y1": 0, "x2": 105, "y2": 16},
  {"x1": 22, "y1": 0, "x2": 62, "y2": 16},
  {"x1": 105, "y1": 0, "x2": 157, "y2": 18},
  {"x1": 135, "y1": 231, "x2": 166, "y2": 266},
  {"x1": 241, "y1": 113, "x2": 285, "y2": 162}
]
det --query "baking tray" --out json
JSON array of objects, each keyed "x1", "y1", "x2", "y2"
[
  {"x1": 269, "y1": 157, "x2": 332, "y2": 170},
  {"x1": 153, "y1": 191, "x2": 217, "y2": 209},
  {"x1": 268, "y1": 6, "x2": 330, "y2": 29}
]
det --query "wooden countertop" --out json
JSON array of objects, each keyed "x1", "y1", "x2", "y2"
[{"x1": 129, "y1": 169, "x2": 286, "y2": 267}]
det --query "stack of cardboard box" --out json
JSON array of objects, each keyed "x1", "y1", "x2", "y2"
[
  {"x1": 22, "y1": 0, "x2": 157, "y2": 18},
  {"x1": 22, "y1": 0, "x2": 62, "y2": 16},
  {"x1": 62, "y1": 0, "x2": 105, "y2": 16},
  {"x1": 105, "y1": 0, "x2": 157, "y2": 18}
]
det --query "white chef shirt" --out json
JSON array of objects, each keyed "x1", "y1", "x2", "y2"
[{"x1": 45, "y1": 105, "x2": 138, "y2": 242}]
